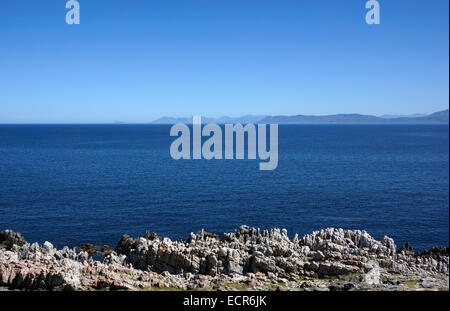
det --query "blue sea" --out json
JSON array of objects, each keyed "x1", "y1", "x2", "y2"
[{"x1": 0, "y1": 124, "x2": 448, "y2": 251}]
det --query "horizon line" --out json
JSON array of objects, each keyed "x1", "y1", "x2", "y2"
[{"x1": 0, "y1": 108, "x2": 448, "y2": 125}]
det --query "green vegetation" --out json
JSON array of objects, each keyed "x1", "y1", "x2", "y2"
[
  {"x1": 222, "y1": 282, "x2": 250, "y2": 291},
  {"x1": 404, "y1": 280, "x2": 420, "y2": 289}
]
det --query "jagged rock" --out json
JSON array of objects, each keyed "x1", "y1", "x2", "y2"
[
  {"x1": 419, "y1": 247, "x2": 449, "y2": 259},
  {"x1": 380, "y1": 236, "x2": 397, "y2": 255},
  {"x1": 42, "y1": 241, "x2": 55, "y2": 255},
  {"x1": 115, "y1": 234, "x2": 138, "y2": 255},
  {"x1": 0, "y1": 227, "x2": 448, "y2": 291},
  {"x1": 299, "y1": 228, "x2": 396, "y2": 257},
  {"x1": 0, "y1": 230, "x2": 27, "y2": 250},
  {"x1": 103, "y1": 252, "x2": 127, "y2": 266},
  {"x1": 360, "y1": 264, "x2": 381, "y2": 285},
  {"x1": 76, "y1": 243, "x2": 97, "y2": 255},
  {"x1": 399, "y1": 242, "x2": 415, "y2": 256}
]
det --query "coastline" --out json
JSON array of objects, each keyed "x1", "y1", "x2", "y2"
[{"x1": 1, "y1": 226, "x2": 448, "y2": 291}]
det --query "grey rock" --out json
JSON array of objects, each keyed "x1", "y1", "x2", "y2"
[
  {"x1": 0, "y1": 230, "x2": 27, "y2": 250},
  {"x1": 1, "y1": 227, "x2": 448, "y2": 291}
]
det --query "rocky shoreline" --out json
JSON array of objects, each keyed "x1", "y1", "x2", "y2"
[{"x1": 1, "y1": 227, "x2": 448, "y2": 291}]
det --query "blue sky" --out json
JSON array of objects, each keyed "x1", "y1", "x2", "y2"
[{"x1": 0, "y1": 0, "x2": 448, "y2": 123}]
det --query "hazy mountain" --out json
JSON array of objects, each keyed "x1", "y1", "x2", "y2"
[
  {"x1": 213, "y1": 115, "x2": 267, "y2": 124},
  {"x1": 261, "y1": 114, "x2": 381, "y2": 124},
  {"x1": 379, "y1": 114, "x2": 426, "y2": 119},
  {"x1": 260, "y1": 110, "x2": 449, "y2": 124},
  {"x1": 152, "y1": 110, "x2": 448, "y2": 124},
  {"x1": 152, "y1": 117, "x2": 192, "y2": 124},
  {"x1": 429, "y1": 109, "x2": 449, "y2": 118},
  {"x1": 152, "y1": 115, "x2": 266, "y2": 124}
]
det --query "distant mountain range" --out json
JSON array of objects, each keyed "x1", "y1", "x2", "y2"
[
  {"x1": 152, "y1": 115, "x2": 267, "y2": 124},
  {"x1": 152, "y1": 109, "x2": 449, "y2": 124},
  {"x1": 261, "y1": 109, "x2": 449, "y2": 124},
  {"x1": 378, "y1": 114, "x2": 427, "y2": 119}
]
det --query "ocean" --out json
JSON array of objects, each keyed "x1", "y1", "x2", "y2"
[{"x1": 0, "y1": 124, "x2": 448, "y2": 251}]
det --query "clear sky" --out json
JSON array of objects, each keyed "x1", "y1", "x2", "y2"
[{"x1": 0, "y1": 0, "x2": 448, "y2": 123}]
